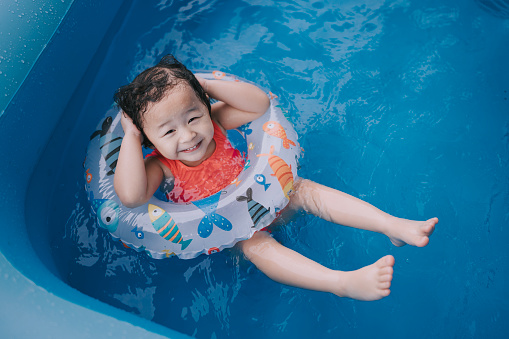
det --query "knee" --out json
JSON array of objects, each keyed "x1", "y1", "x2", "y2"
[
  {"x1": 293, "y1": 178, "x2": 312, "y2": 193},
  {"x1": 291, "y1": 179, "x2": 320, "y2": 214},
  {"x1": 238, "y1": 231, "x2": 272, "y2": 261},
  {"x1": 289, "y1": 179, "x2": 309, "y2": 206}
]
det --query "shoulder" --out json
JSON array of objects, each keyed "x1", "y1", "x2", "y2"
[{"x1": 145, "y1": 153, "x2": 174, "y2": 179}]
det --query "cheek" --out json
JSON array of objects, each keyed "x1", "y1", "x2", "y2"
[
  {"x1": 199, "y1": 121, "x2": 214, "y2": 139},
  {"x1": 166, "y1": 140, "x2": 178, "y2": 152},
  {"x1": 153, "y1": 139, "x2": 174, "y2": 153}
]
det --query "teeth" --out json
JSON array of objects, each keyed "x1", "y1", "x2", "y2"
[{"x1": 183, "y1": 143, "x2": 199, "y2": 152}]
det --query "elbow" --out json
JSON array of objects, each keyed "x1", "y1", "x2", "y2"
[
  {"x1": 255, "y1": 93, "x2": 270, "y2": 115},
  {"x1": 248, "y1": 83, "x2": 270, "y2": 115},
  {"x1": 121, "y1": 199, "x2": 144, "y2": 209},
  {"x1": 114, "y1": 186, "x2": 146, "y2": 209},
  {"x1": 261, "y1": 94, "x2": 270, "y2": 113}
]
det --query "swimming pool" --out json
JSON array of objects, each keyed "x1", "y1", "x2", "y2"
[{"x1": 2, "y1": 0, "x2": 508, "y2": 337}]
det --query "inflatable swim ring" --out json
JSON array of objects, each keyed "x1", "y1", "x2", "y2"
[{"x1": 84, "y1": 72, "x2": 301, "y2": 259}]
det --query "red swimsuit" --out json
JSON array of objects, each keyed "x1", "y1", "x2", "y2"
[{"x1": 148, "y1": 121, "x2": 245, "y2": 203}]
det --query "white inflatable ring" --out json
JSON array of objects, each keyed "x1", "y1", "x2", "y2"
[{"x1": 85, "y1": 72, "x2": 301, "y2": 259}]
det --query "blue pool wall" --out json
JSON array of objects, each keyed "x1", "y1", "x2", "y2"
[{"x1": 0, "y1": 0, "x2": 189, "y2": 337}]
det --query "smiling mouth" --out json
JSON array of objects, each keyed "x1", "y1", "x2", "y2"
[{"x1": 181, "y1": 140, "x2": 202, "y2": 153}]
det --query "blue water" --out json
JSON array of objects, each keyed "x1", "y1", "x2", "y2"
[{"x1": 49, "y1": 0, "x2": 509, "y2": 337}]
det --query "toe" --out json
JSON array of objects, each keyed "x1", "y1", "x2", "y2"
[
  {"x1": 379, "y1": 266, "x2": 394, "y2": 277},
  {"x1": 384, "y1": 255, "x2": 395, "y2": 266}
]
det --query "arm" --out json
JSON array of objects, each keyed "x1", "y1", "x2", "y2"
[
  {"x1": 197, "y1": 77, "x2": 270, "y2": 129},
  {"x1": 113, "y1": 113, "x2": 166, "y2": 208}
]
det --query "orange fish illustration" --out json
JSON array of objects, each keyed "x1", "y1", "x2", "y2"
[
  {"x1": 257, "y1": 145, "x2": 294, "y2": 199},
  {"x1": 263, "y1": 121, "x2": 296, "y2": 149}
]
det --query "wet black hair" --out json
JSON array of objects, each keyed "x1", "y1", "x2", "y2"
[{"x1": 113, "y1": 55, "x2": 211, "y2": 148}]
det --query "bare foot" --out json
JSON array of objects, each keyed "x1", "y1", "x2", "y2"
[
  {"x1": 333, "y1": 255, "x2": 395, "y2": 301},
  {"x1": 387, "y1": 217, "x2": 438, "y2": 247}
]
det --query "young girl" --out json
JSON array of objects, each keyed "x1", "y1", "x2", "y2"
[{"x1": 114, "y1": 55, "x2": 438, "y2": 301}]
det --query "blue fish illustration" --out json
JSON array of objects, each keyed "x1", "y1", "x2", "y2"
[
  {"x1": 131, "y1": 226, "x2": 145, "y2": 239},
  {"x1": 148, "y1": 204, "x2": 192, "y2": 250},
  {"x1": 90, "y1": 116, "x2": 122, "y2": 175},
  {"x1": 227, "y1": 129, "x2": 248, "y2": 160},
  {"x1": 238, "y1": 122, "x2": 253, "y2": 135},
  {"x1": 236, "y1": 188, "x2": 271, "y2": 228},
  {"x1": 193, "y1": 192, "x2": 232, "y2": 238},
  {"x1": 254, "y1": 174, "x2": 271, "y2": 191},
  {"x1": 90, "y1": 195, "x2": 119, "y2": 233}
]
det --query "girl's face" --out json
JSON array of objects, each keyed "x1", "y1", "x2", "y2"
[{"x1": 142, "y1": 84, "x2": 215, "y2": 167}]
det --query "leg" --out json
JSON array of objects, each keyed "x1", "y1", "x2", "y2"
[
  {"x1": 238, "y1": 231, "x2": 395, "y2": 301},
  {"x1": 289, "y1": 179, "x2": 438, "y2": 247}
]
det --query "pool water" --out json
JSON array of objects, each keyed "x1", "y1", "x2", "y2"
[{"x1": 49, "y1": 0, "x2": 509, "y2": 337}]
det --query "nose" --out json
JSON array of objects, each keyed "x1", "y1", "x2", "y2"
[{"x1": 179, "y1": 126, "x2": 196, "y2": 143}]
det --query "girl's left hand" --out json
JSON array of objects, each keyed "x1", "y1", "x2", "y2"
[{"x1": 196, "y1": 75, "x2": 208, "y2": 93}]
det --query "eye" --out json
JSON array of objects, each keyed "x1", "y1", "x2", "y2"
[
  {"x1": 152, "y1": 208, "x2": 162, "y2": 217},
  {"x1": 100, "y1": 206, "x2": 118, "y2": 225},
  {"x1": 188, "y1": 116, "x2": 200, "y2": 124},
  {"x1": 165, "y1": 129, "x2": 175, "y2": 136}
]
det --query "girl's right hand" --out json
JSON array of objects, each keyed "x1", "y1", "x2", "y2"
[{"x1": 120, "y1": 111, "x2": 143, "y2": 144}]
